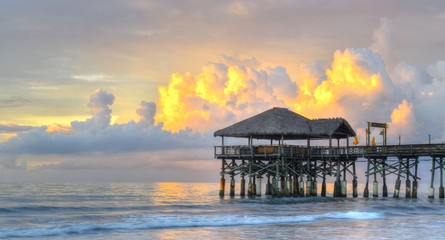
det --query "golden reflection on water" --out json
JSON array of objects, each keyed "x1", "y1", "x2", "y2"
[{"x1": 151, "y1": 182, "x2": 217, "y2": 206}]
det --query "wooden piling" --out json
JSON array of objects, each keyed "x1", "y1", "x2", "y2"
[
  {"x1": 412, "y1": 158, "x2": 418, "y2": 198},
  {"x1": 373, "y1": 180, "x2": 379, "y2": 198},
  {"x1": 353, "y1": 161, "x2": 358, "y2": 198},
  {"x1": 265, "y1": 174, "x2": 272, "y2": 196},
  {"x1": 334, "y1": 160, "x2": 341, "y2": 197},
  {"x1": 219, "y1": 159, "x2": 225, "y2": 198},
  {"x1": 429, "y1": 157, "x2": 436, "y2": 198},
  {"x1": 240, "y1": 174, "x2": 246, "y2": 197},
  {"x1": 299, "y1": 175, "x2": 305, "y2": 197},
  {"x1": 440, "y1": 157, "x2": 444, "y2": 199},
  {"x1": 364, "y1": 159, "x2": 370, "y2": 198},
  {"x1": 306, "y1": 178, "x2": 312, "y2": 197},
  {"x1": 405, "y1": 159, "x2": 411, "y2": 198},
  {"x1": 271, "y1": 176, "x2": 277, "y2": 196},
  {"x1": 394, "y1": 158, "x2": 402, "y2": 198},
  {"x1": 230, "y1": 176, "x2": 235, "y2": 197},
  {"x1": 373, "y1": 163, "x2": 378, "y2": 197},
  {"x1": 281, "y1": 176, "x2": 286, "y2": 196},
  {"x1": 276, "y1": 163, "x2": 281, "y2": 197},
  {"x1": 251, "y1": 176, "x2": 256, "y2": 198},
  {"x1": 341, "y1": 162, "x2": 347, "y2": 197},
  {"x1": 312, "y1": 179, "x2": 318, "y2": 197},
  {"x1": 293, "y1": 173, "x2": 299, "y2": 197},
  {"x1": 321, "y1": 161, "x2": 327, "y2": 197},
  {"x1": 382, "y1": 159, "x2": 388, "y2": 197},
  {"x1": 256, "y1": 176, "x2": 262, "y2": 197},
  {"x1": 219, "y1": 177, "x2": 225, "y2": 198}
]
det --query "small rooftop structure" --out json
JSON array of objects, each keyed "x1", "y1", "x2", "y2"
[{"x1": 214, "y1": 107, "x2": 356, "y2": 140}]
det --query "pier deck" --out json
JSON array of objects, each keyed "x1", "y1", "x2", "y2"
[{"x1": 215, "y1": 143, "x2": 445, "y2": 160}]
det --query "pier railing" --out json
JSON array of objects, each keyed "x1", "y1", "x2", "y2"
[{"x1": 214, "y1": 143, "x2": 445, "y2": 160}]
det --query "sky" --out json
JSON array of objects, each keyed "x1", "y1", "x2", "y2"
[{"x1": 1, "y1": 0, "x2": 445, "y2": 182}]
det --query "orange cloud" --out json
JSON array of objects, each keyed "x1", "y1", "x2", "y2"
[
  {"x1": 389, "y1": 99, "x2": 416, "y2": 138},
  {"x1": 46, "y1": 124, "x2": 73, "y2": 134},
  {"x1": 155, "y1": 55, "x2": 295, "y2": 133},
  {"x1": 155, "y1": 49, "x2": 400, "y2": 136}
]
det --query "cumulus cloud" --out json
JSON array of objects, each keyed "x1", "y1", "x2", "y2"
[
  {"x1": 370, "y1": 18, "x2": 394, "y2": 68},
  {"x1": 71, "y1": 89, "x2": 115, "y2": 131},
  {"x1": 0, "y1": 88, "x2": 213, "y2": 172},
  {"x1": 155, "y1": 54, "x2": 297, "y2": 133},
  {"x1": 152, "y1": 44, "x2": 445, "y2": 146},
  {"x1": 136, "y1": 101, "x2": 156, "y2": 127}
]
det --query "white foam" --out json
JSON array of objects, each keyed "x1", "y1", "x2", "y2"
[{"x1": 0, "y1": 211, "x2": 383, "y2": 238}]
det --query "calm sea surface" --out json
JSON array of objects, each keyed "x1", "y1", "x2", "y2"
[{"x1": 1, "y1": 182, "x2": 445, "y2": 239}]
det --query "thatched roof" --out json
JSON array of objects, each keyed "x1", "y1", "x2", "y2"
[
  {"x1": 214, "y1": 107, "x2": 356, "y2": 140},
  {"x1": 214, "y1": 107, "x2": 311, "y2": 140},
  {"x1": 308, "y1": 118, "x2": 356, "y2": 139}
]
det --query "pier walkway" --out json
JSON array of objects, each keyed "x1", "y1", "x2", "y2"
[{"x1": 213, "y1": 107, "x2": 445, "y2": 199}]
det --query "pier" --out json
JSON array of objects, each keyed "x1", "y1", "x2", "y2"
[{"x1": 214, "y1": 107, "x2": 445, "y2": 198}]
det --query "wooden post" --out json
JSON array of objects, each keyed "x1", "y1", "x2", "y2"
[
  {"x1": 294, "y1": 172, "x2": 299, "y2": 197},
  {"x1": 364, "y1": 158, "x2": 370, "y2": 198},
  {"x1": 248, "y1": 160, "x2": 252, "y2": 197},
  {"x1": 219, "y1": 159, "x2": 226, "y2": 197},
  {"x1": 229, "y1": 159, "x2": 235, "y2": 197},
  {"x1": 412, "y1": 158, "x2": 418, "y2": 198},
  {"x1": 230, "y1": 176, "x2": 235, "y2": 197},
  {"x1": 293, "y1": 163, "x2": 299, "y2": 197},
  {"x1": 342, "y1": 161, "x2": 347, "y2": 197},
  {"x1": 382, "y1": 158, "x2": 388, "y2": 197},
  {"x1": 334, "y1": 160, "x2": 341, "y2": 197},
  {"x1": 299, "y1": 173, "x2": 305, "y2": 197},
  {"x1": 393, "y1": 158, "x2": 402, "y2": 198},
  {"x1": 240, "y1": 173, "x2": 246, "y2": 197},
  {"x1": 256, "y1": 175, "x2": 262, "y2": 197},
  {"x1": 276, "y1": 161, "x2": 281, "y2": 197},
  {"x1": 373, "y1": 160, "x2": 379, "y2": 198},
  {"x1": 405, "y1": 158, "x2": 411, "y2": 198},
  {"x1": 271, "y1": 175, "x2": 277, "y2": 196},
  {"x1": 440, "y1": 157, "x2": 444, "y2": 198},
  {"x1": 265, "y1": 174, "x2": 272, "y2": 195},
  {"x1": 321, "y1": 160, "x2": 327, "y2": 197},
  {"x1": 352, "y1": 161, "x2": 358, "y2": 198},
  {"x1": 429, "y1": 157, "x2": 436, "y2": 198}
]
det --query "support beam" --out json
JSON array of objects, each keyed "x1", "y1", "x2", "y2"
[
  {"x1": 364, "y1": 159, "x2": 370, "y2": 198},
  {"x1": 352, "y1": 161, "x2": 358, "y2": 198},
  {"x1": 405, "y1": 158, "x2": 411, "y2": 198},
  {"x1": 240, "y1": 174, "x2": 246, "y2": 197},
  {"x1": 440, "y1": 157, "x2": 444, "y2": 199},
  {"x1": 219, "y1": 159, "x2": 226, "y2": 198},
  {"x1": 394, "y1": 158, "x2": 402, "y2": 198},
  {"x1": 412, "y1": 158, "x2": 418, "y2": 198},
  {"x1": 429, "y1": 157, "x2": 436, "y2": 198},
  {"x1": 382, "y1": 158, "x2": 388, "y2": 197}
]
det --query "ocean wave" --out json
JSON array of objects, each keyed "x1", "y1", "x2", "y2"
[{"x1": 0, "y1": 211, "x2": 383, "y2": 238}]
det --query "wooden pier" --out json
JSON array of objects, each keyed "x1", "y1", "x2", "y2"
[{"x1": 214, "y1": 107, "x2": 445, "y2": 198}]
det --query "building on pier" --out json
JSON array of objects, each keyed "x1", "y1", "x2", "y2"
[
  {"x1": 214, "y1": 107, "x2": 357, "y2": 198},
  {"x1": 214, "y1": 107, "x2": 445, "y2": 199}
]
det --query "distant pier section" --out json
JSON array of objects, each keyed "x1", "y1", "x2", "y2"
[{"x1": 213, "y1": 107, "x2": 445, "y2": 199}]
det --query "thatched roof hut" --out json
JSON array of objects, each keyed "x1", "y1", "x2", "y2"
[{"x1": 214, "y1": 107, "x2": 355, "y2": 140}]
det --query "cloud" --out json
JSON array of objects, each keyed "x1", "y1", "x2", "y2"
[
  {"x1": 0, "y1": 96, "x2": 30, "y2": 108},
  {"x1": 71, "y1": 89, "x2": 115, "y2": 131},
  {"x1": 155, "y1": 54, "x2": 297, "y2": 133},
  {"x1": 370, "y1": 18, "x2": 394, "y2": 68},
  {"x1": 0, "y1": 124, "x2": 34, "y2": 133},
  {"x1": 136, "y1": 101, "x2": 156, "y2": 127}
]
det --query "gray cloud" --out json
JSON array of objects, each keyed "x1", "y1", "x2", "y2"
[
  {"x1": 0, "y1": 124, "x2": 34, "y2": 133},
  {"x1": 0, "y1": 96, "x2": 30, "y2": 108}
]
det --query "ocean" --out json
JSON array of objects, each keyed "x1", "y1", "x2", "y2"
[{"x1": 1, "y1": 182, "x2": 445, "y2": 239}]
